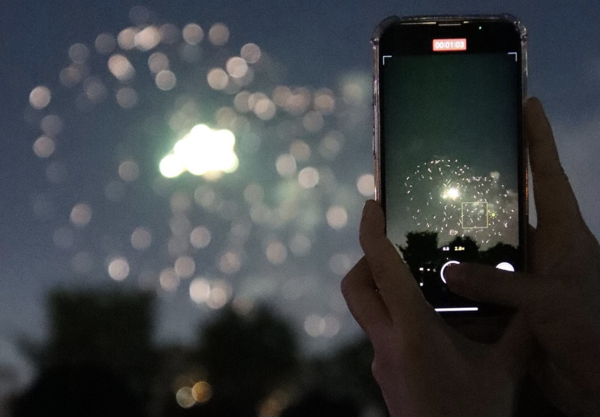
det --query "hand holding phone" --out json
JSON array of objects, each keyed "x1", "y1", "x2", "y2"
[
  {"x1": 343, "y1": 96, "x2": 600, "y2": 417},
  {"x1": 445, "y1": 98, "x2": 600, "y2": 415},
  {"x1": 373, "y1": 15, "x2": 528, "y2": 317},
  {"x1": 343, "y1": 13, "x2": 600, "y2": 417},
  {"x1": 343, "y1": 199, "x2": 531, "y2": 417}
]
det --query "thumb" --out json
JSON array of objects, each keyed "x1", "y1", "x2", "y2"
[{"x1": 444, "y1": 263, "x2": 533, "y2": 309}]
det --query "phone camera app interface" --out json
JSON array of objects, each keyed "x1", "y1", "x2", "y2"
[{"x1": 381, "y1": 42, "x2": 522, "y2": 312}]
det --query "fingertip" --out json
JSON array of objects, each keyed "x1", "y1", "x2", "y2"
[
  {"x1": 525, "y1": 96, "x2": 549, "y2": 126},
  {"x1": 526, "y1": 97, "x2": 584, "y2": 228},
  {"x1": 526, "y1": 96, "x2": 541, "y2": 110},
  {"x1": 526, "y1": 96, "x2": 547, "y2": 120},
  {"x1": 443, "y1": 264, "x2": 472, "y2": 292},
  {"x1": 442, "y1": 263, "x2": 460, "y2": 281},
  {"x1": 443, "y1": 263, "x2": 495, "y2": 295},
  {"x1": 362, "y1": 199, "x2": 380, "y2": 217},
  {"x1": 443, "y1": 263, "x2": 473, "y2": 281},
  {"x1": 525, "y1": 96, "x2": 551, "y2": 137}
]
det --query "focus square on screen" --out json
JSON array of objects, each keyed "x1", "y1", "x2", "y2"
[{"x1": 461, "y1": 201, "x2": 489, "y2": 229}]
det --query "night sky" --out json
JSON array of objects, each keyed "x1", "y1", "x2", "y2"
[{"x1": 1, "y1": 0, "x2": 600, "y2": 389}]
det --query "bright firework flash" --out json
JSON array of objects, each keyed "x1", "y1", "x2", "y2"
[
  {"x1": 26, "y1": 6, "x2": 373, "y2": 350},
  {"x1": 389, "y1": 158, "x2": 518, "y2": 250}
]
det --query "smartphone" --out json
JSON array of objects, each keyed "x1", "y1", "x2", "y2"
[{"x1": 372, "y1": 15, "x2": 527, "y2": 317}]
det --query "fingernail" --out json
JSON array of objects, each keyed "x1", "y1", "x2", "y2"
[
  {"x1": 363, "y1": 199, "x2": 377, "y2": 211},
  {"x1": 361, "y1": 199, "x2": 380, "y2": 221}
]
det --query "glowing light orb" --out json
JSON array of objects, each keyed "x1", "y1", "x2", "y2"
[
  {"x1": 159, "y1": 124, "x2": 239, "y2": 178},
  {"x1": 442, "y1": 187, "x2": 460, "y2": 200}
]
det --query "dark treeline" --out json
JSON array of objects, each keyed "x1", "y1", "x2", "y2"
[{"x1": 8, "y1": 290, "x2": 386, "y2": 417}]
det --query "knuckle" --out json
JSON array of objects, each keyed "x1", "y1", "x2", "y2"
[
  {"x1": 340, "y1": 274, "x2": 352, "y2": 297},
  {"x1": 371, "y1": 354, "x2": 389, "y2": 383}
]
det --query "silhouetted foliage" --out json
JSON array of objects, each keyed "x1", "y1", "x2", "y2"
[
  {"x1": 10, "y1": 288, "x2": 398, "y2": 417},
  {"x1": 480, "y1": 242, "x2": 518, "y2": 266},
  {"x1": 160, "y1": 396, "x2": 251, "y2": 417},
  {"x1": 11, "y1": 289, "x2": 157, "y2": 415},
  {"x1": 44, "y1": 290, "x2": 156, "y2": 399},
  {"x1": 399, "y1": 231, "x2": 440, "y2": 277},
  {"x1": 196, "y1": 304, "x2": 300, "y2": 414},
  {"x1": 305, "y1": 337, "x2": 386, "y2": 414},
  {"x1": 11, "y1": 363, "x2": 146, "y2": 417},
  {"x1": 280, "y1": 390, "x2": 360, "y2": 417}
]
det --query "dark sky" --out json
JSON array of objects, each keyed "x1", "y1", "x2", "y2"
[{"x1": 1, "y1": 0, "x2": 600, "y2": 385}]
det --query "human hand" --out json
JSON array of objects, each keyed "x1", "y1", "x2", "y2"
[
  {"x1": 341, "y1": 200, "x2": 532, "y2": 417},
  {"x1": 445, "y1": 97, "x2": 600, "y2": 415}
]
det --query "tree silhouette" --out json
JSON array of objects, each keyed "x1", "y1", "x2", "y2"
[
  {"x1": 399, "y1": 231, "x2": 440, "y2": 280},
  {"x1": 11, "y1": 363, "x2": 146, "y2": 417},
  {"x1": 480, "y1": 242, "x2": 518, "y2": 267},
  {"x1": 195, "y1": 304, "x2": 299, "y2": 415},
  {"x1": 280, "y1": 390, "x2": 360, "y2": 417},
  {"x1": 303, "y1": 337, "x2": 385, "y2": 415},
  {"x1": 10, "y1": 289, "x2": 157, "y2": 416}
]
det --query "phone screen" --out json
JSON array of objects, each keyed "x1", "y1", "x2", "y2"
[{"x1": 376, "y1": 18, "x2": 527, "y2": 315}]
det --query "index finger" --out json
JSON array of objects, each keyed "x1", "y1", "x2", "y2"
[
  {"x1": 359, "y1": 200, "x2": 432, "y2": 326},
  {"x1": 527, "y1": 97, "x2": 584, "y2": 229}
]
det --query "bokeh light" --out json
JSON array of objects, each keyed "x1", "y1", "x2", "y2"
[
  {"x1": 29, "y1": 86, "x2": 51, "y2": 109},
  {"x1": 95, "y1": 33, "x2": 116, "y2": 54},
  {"x1": 33, "y1": 136, "x2": 55, "y2": 158},
  {"x1": 298, "y1": 167, "x2": 319, "y2": 188},
  {"x1": 135, "y1": 25, "x2": 161, "y2": 51},
  {"x1": 176, "y1": 387, "x2": 196, "y2": 408},
  {"x1": 117, "y1": 28, "x2": 137, "y2": 50},
  {"x1": 182, "y1": 23, "x2": 203, "y2": 45},
  {"x1": 174, "y1": 256, "x2": 195, "y2": 278},
  {"x1": 108, "y1": 256, "x2": 130, "y2": 281},
  {"x1": 208, "y1": 23, "x2": 229, "y2": 46},
  {"x1": 40, "y1": 115, "x2": 63, "y2": 136},
  {"x1": 70, "y1": 203, "x2": 92, "y2": 227},
  {"x1": 118, "y1": 160, "x2": 139, "y2": 182},
  {"x1": 190, "y1": 278, "x2": 211, "y2": 304},
  {"x1": 155, "y1": 70, "x2": 177, "y2": 91},
  {"x1": 160, "y1": 268, "x2": 180, "y2": 292},
  {"x1": 266, "y1": 241, "x2": 287, "y2": 265},
  {"x1": 326, "y1": 205, "x2": 348, "y2": 229},
  {"x1": 356, "y1": 173, "x2": 374, "y2": 197},
  {"x1": 131, "y1": 227, "x2": 152, "y2": 250},
  {"x1": 192, "y1": 381, "x2": 212, "y2": 403},
  {"x1": 190, "y1": 226, "x2": 211, "y2": 249},
  {"x1": 116, "y1": 87, "x2": 138, "y2": 108},
  {"x1": 108, "y1": 55, "x2": 135, "y2": 81},
  {"x1": 240, "y1": 43, "x2": 261, "y2": 64},
  {"x1": 207, "y1": 68, "x2": 228, "y2": 90}
]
